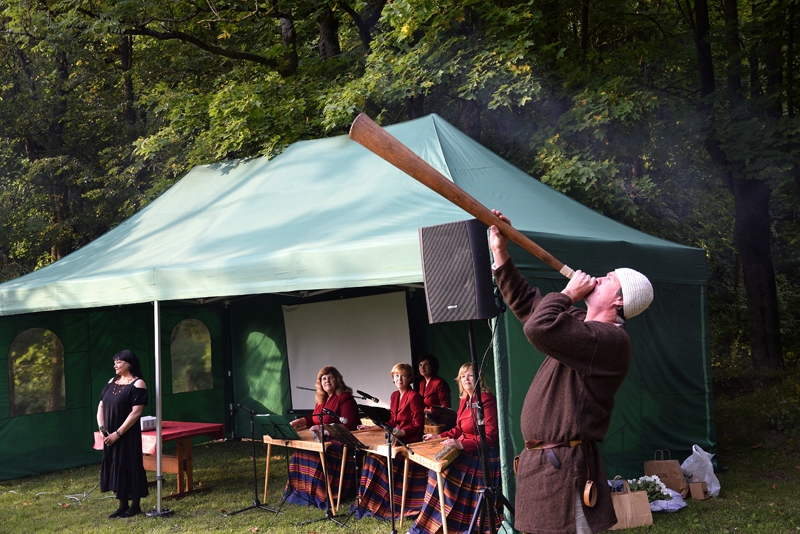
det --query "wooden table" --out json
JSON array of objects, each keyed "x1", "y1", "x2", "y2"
[
  {"x1": 263, "y1": 428, "x2": 345, "y2": 513},
  {"x1": 354, "y1": 431, "x2": 459, "y2": 531},
  {"x1": 263, "y1": 427, "x2": 398, "y2": 514},
  {"x1": 94, "y1": 420, "x2": 225, "y2": 499},
  {"x1": 402, "y1": 438, "x2": 460, "y2": 534}
]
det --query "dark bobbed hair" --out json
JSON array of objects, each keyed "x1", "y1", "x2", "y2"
[
  {"x1": 418, "y1": 354, "x2": 440, "y2": 375},
  {"x1": 315, "y1": 366, "x2": 353, "y2": 405},
  {"x1": 113, "y1": 349, "x2": 143, "y2": 379}
]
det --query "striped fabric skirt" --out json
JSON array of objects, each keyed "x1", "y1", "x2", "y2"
[
  {"x1": 282, "y1": 443, "x2": 357, "y2": 510},
  {"x1": 408, "y1": 446, "x2": 504, "y2": 534},
  {"x1": 353, "y1": 451, "x2": 429, "y2": 521}
]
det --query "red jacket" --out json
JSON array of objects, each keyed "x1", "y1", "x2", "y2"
[
  {"x1": 301, "y1": 392, "x2": 360, "y2": 431},
  {"x1": 388, "y1": 389, "x2": 425, "y2": 443},
  {"x1": 418, "y1": 375, "x2": 452, "y2": 409},
  {"x1": 440, "y1": 391, "x2": 498, "y2": 453}
]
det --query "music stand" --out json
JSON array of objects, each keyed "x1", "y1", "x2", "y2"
[
  {"x1": 319, "y1": 424, "x2": 373, "y2": 528},
  {"x1": 259, "y1": 414, "x2": 303, "y2": 513},
  {"x1": 359, "y1": 405, "x2": 391, "y2": 426},
  {"x1": 226, "y1": 406, "x2": 279, "y2": 516},
  {"x1": 262, "y1": 414, "x2": 302, "y2": 441},
  {"x1": 298, "y1": 412, "x2": 350, "y2": 527},
  {"x1": 323, "y1": 423, "x2": 370, "y2": 450},
  {"x1": 357, "y1": 404, "x2": 412, "y2": 534}
]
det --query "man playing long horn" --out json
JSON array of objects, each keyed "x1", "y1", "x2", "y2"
[{"x1": 489, "y1": 209, "x2": 653, "y2": 534}]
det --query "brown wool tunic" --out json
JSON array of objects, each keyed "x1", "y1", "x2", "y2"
[{"x1": 494, "y1": 259, "x2": 631, "y2": 534}]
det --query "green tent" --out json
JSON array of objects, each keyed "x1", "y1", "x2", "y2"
[{"x1": 0, "y1": 115, "x2": 712, "y2": 508}]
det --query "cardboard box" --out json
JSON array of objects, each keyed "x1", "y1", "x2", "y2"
[{"x1": 689, "y1": 480, "x2": 709, "y2": 500}]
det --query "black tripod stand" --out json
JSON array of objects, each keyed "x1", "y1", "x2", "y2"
[
  {"x1": 226, "y1": 404, "x2": 279, "y2": 516},
  {"x1": 299, "y1": 413, "x2": 348, "y2": 527},
  {"x1": 465, "y1": 320, "x2": 514, "y2": 534},
  {"x1": 358, "y1": 404, "x2": 414, "y2": 534}
]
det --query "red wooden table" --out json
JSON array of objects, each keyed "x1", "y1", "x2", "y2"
[{"x1": 94, "y1": 421, "x2": 225, "y2": 499}]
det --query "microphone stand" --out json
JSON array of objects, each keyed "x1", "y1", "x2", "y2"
[
  {"x1": 465, "y1": 320, "x2": 514, "y2": 533},
  {"x1": 375, "y1": 422, "x2": 414, "y2": 534},
  {"x1": 226, "y1": 404, "x2": 279, "y2": 516},
  {"x1": 299, "y1": 412, "x2": 347, "y2": 527}
]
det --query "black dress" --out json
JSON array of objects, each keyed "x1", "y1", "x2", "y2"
[{"x1": 99, "y1": 378, "x2": 149, "y2": 500}]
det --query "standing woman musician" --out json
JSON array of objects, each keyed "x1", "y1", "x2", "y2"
[
  {"x1": 409, "y1": 362, "x2": 502, "y2": 534},
  {"x1": 285, "y1": 366, "x2": 361, "y2": 509},
  {"x1": 355, "y1": 362, "x2": 427, "y2": 521},
  {"x1": 417, "y1": 354, "x2": 452, "y2": 413},
  {"x1": 97, "y1": 349, "x2": 149, "y2": 518}
]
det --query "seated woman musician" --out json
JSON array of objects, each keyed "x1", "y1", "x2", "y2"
[
  {"x1": 408, "y1": 362, "x2": 503, "y2": 534},
  {"x1": 284, "y1": 366, "x2": 361, "y2": 509},
  {"x1": 417, "y1": 354, "x2": 452, "y2": 417},
  {"x1": 354, "y1": 362, "x2": 427, "y2": 522}
]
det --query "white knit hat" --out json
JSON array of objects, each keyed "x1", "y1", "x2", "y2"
[{"x1": 614, "y1": 268, "x2": 654, "y2": 319}]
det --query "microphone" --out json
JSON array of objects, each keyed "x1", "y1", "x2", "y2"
[
  {"x1": 357, "y1": 389, "x2": 380, "y2": 403},
  {"x1": 321, "y1": 408, "x2": 349, "y2": 425},
  {"x1": 236, "y1": 403, "x2": 269, "y2": 417},
  {"x1": 295, "y1": 386, "x2": 316, "y2": 391}
]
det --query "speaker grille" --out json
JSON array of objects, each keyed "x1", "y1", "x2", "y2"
[{"x1": 419, "y1": 219, "x2": 498, "y2": 324}]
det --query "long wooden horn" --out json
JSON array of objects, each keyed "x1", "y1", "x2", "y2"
[{"x1": 349, "y1": 113, "x2": 574, "y2": 279}]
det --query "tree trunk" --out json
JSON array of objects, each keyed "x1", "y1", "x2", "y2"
[
  {"x1": 279, "y1": 16, "x2": 299, "y2": 76},
  {"x1": 316, "y1": 4, "x2": 340, "y2": 59},
  {"x1": 580, "y1": 0, "x2": 589, "y2": 55},
  {"x1": 692, "y1": 0, "x2": 784, "y2": 370},
  {"x1": 48, "y1": 334, "x2": 65, "y2": 411},
  {"x1": 120, "y1": 35, "x2": 136, "y2": 125},
  {"x1": 458, "y1": 99, "x2": 482, "y2": 140},
  {"x1": 405, "y1": 94, "x2": 424, "y2": 119},
  {"x1": 732, "y1": 178, "x2": 783, "y2": 369},
  {"x1": 51, "y1": 51, "x2": 72, "y2": 261},
  {"x1": 788, "y1": 1, "x2": 796, "y2": 117}
]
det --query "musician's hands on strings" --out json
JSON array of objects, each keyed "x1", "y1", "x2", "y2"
[
  {"x1": 423, "y1": 433, "x2": 439, "y2": 441},
  {"x1": 290, "y1": 418, "x2": 306, "y2": 430},
  {"x1": 489, "y1": 209, "x2": 511, "y2": 268},
  {"x1": 442, "y1": 438, "x2": 463, "y2": 450}
]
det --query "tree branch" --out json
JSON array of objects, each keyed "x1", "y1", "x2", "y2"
[{"x1": 122, "y1": 26, "x2": 292, "y2": 73}]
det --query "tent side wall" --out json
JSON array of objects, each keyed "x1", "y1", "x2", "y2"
[
  {"x1": 229, "y1": 295, "x2": 292, "y2": 435},
  {"x1": 0, "y1": 304, "x2": 226, "y2": 481}
]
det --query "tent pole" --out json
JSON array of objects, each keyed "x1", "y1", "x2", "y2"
[
  {"x1": 491, "y1": 312, "x2": 516, "y2": 530},
  {"x1": 147, "y1": 300, "x2": 173, "y2": 517}
]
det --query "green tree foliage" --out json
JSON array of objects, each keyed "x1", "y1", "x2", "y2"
[
  {"x1": 1, "y1": 0, "x2": 798, "y2": 371},
  {"x1": 170, "y1": 319, "x2": 213, "y2": 393},
  {"x1": 8, "y1": 328, "x2": 65, "y2": 416}
]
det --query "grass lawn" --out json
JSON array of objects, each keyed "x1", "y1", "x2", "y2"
[{"x1": 1, "y1": 371, "x2": 799, "y2": 533}]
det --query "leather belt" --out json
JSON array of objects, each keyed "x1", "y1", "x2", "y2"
[{"x1": 524, "y1": 440, "x2": 583, "y2": 469}]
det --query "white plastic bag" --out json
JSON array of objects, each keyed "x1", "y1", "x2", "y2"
[
  {"x1": 650, "y1": 488, "x2": 687, "y2": 513},
  {"x1": 680, "y1": 444, "x2": 720, "y2": 497}
]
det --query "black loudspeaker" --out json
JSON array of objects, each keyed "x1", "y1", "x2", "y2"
[{"x1": 419, "y1": 219, "x2": 499, "y2": 324}]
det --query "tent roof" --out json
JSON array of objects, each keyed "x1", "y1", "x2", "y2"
[{"x1": 0, "y1": 114, "x2": 704, "y2": 316}]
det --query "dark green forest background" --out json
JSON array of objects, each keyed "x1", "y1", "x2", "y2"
[{"x1": 1, "y1": 0, "x2": 798, "y2": 375}]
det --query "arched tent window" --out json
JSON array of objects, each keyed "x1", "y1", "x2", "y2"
[
  {"x1": 170, "y1": 319, "x2": 213, "y2": 393},
  {"x1": 8, "y1": 328, "x2": 66, "y2": 417}
]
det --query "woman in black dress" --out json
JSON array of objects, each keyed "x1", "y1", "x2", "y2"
[{"x1": 96, "y1": 349, "x2": 149, "y2": 518}]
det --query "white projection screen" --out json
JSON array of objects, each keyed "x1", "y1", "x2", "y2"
[{"x1": 283, "y1": 292, "x2": 412, "y2": 410}]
